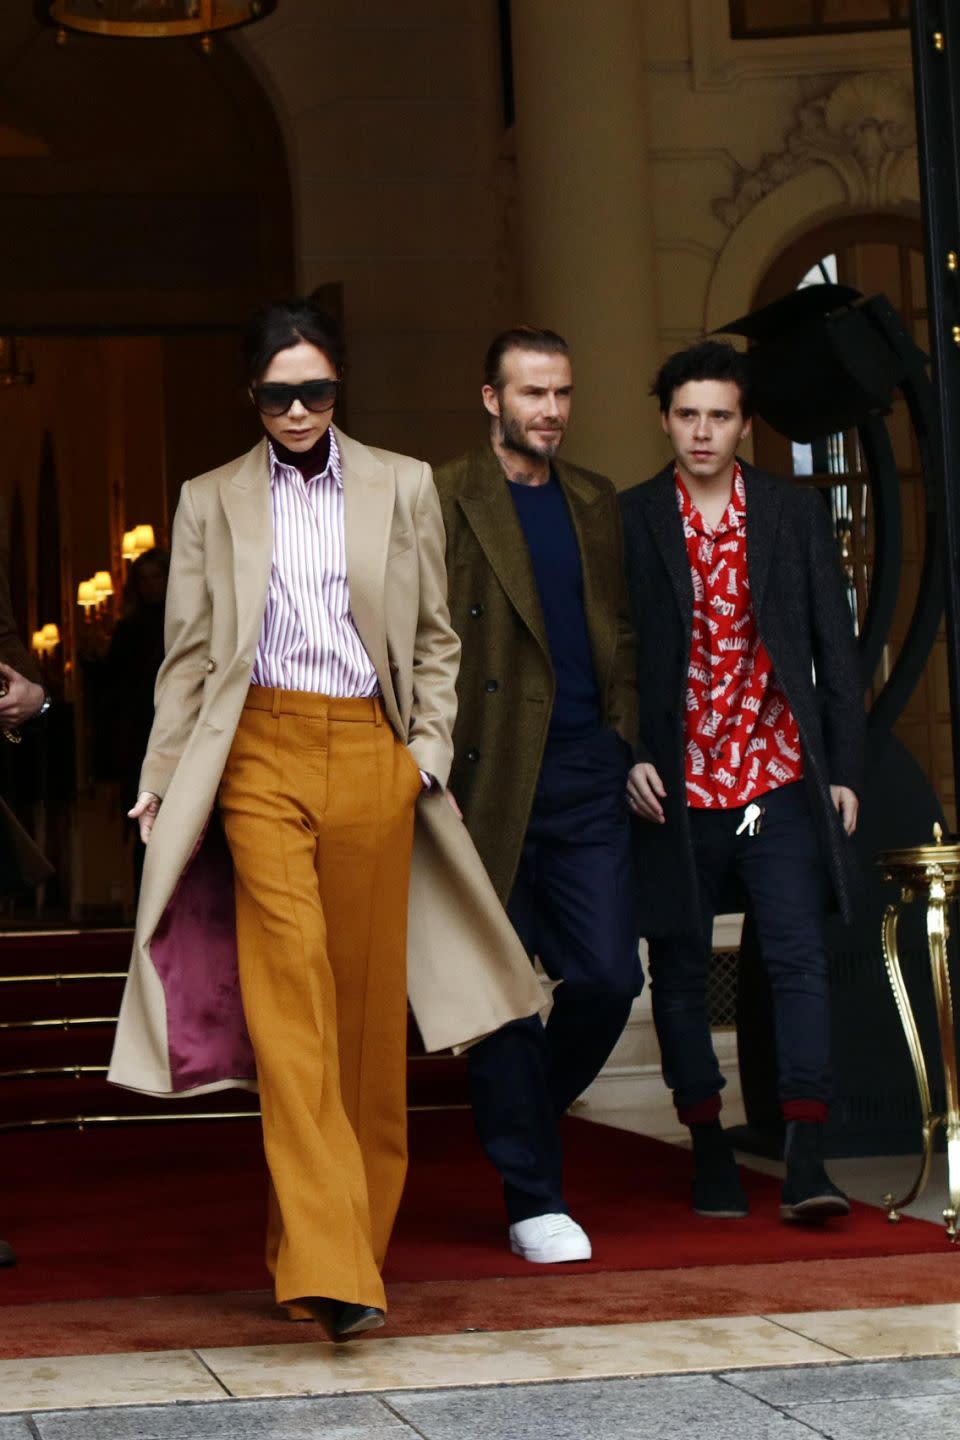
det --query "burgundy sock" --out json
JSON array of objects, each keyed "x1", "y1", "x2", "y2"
[
  {"x1": 678, "y1": 1095, "x2": 722, "y2": 1126},
  {"x1": 782, "y1": 1099, "x2": 828, "y2": 1124}
]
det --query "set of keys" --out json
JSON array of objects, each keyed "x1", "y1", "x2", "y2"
[{"x1": 735, "y1": 801, "x2": 765, "y2": 837}]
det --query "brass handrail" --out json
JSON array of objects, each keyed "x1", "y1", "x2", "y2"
[
  {"x1": 0, "y1": 1102, "x2": 469, "y2": 1133},
  {"x1": 0, "y1": 972, "x2": 126, "y2": 984},
  {"x1": 0, "y1": 1111, "x2": 260, "y2": 1131},
  {"x1": 0, "y1": 1065, "x2": 108, "y2": 1080},
  {"x1": 0, "y1": 927, "x2": 131, "y2": 939},
  {"x1": 0, "y1": 1016, "x2": 117, "y2": 1030}
]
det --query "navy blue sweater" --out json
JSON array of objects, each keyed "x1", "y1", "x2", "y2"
[{"x1": 509, "y1": 474, "x2": 601, "y2": 740}]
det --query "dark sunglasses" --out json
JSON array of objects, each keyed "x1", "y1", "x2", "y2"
[{"x1": 251, "y1": 379, "x2": 340, "y2": 416}]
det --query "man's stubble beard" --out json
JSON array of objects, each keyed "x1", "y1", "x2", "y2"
[{"x1": 498, "y1": 408, "x2": 563, "y2": 461}]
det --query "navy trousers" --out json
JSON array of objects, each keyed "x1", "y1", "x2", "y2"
[
  {"x1": 648, "y1": 781, "x2": 833, "y2": 1115},
  {"x1": 467, "y1": 728, "x2": 642, "y2": 1222}
]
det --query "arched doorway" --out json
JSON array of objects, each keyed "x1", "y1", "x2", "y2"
[
  {"x1": 726, "y1": 212, "x2": 953, "y2": 1153},
  {"x1": 0, "y1": 14, "x2": 295, "y2": 928},
  {"x1": 750, "y1": 213, "x2": 951, "y2": 827}
]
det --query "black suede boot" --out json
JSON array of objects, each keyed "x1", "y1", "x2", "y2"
[
  {"x1": 780, "y1": 1121, "x2": 850, "y2": 1223},
  {"x1": 690, "y1": 1120, "x2": 749, "y2": 1218}
]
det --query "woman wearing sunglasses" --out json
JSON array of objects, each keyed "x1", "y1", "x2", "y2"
[{"x1": 108, "y1": 299, "x2": 543, "y2": 1338}]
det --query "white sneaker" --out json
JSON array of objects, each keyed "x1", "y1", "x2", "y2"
[{"x1": 508, "y1": 1213, "x2": 592, "y2": 1264}]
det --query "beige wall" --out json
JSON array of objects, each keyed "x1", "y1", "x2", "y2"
[
  {"x1": 235, "y1": 0, "x2": 511, "y2": 467},
  {"x1": 235, "y1": 2, "x2": 917, "y2": 484}
]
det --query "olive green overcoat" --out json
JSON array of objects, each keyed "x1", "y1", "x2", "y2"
[{"x1": 433, "y1": 445, "x2": 638, "y2": 903}]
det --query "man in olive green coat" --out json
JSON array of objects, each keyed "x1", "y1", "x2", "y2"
[{"x1": 434, "y1": 327, "x2": 641, "y2": 1264}]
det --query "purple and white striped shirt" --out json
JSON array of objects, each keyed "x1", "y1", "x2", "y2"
[{"x1": 251, "y1": 431, "x2": 381, "y2": 697}]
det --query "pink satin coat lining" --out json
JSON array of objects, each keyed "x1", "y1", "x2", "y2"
[{"x1": 148, "y1": 814, "x2": 256, "y2": 1091}]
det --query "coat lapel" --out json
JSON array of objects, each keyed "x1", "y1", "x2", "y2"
[
  {"x1": 218, "y1": 439, "x2": 274, "y2": 653},
  {"x1": 643, "y1": 465, "x2": 694, "y2": 634},
  {"x1": 336, "y1": 427, "x2": 398, "y2": 723},
  {"x1": 457, "y1": 449, "x2": 549, "y2": 655},
  {"x1": 742, "y1": 463, "x2": 783, "y2": 618}
]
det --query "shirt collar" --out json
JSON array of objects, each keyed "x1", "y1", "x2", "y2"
[
  {"x1": 675, "y1": 462, "x2": 745, "y2": 536},
  {"x1": 268, "y1": 428, "x2": 343, "y2": 489}
]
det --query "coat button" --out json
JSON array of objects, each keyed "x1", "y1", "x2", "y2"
[
  {"x1": 485, "y1": 679, "x2": 498, "y2": 693},
  {"x1": 466, "y1": 747, "x2": 480, "y2": 762},
  {"x1": 205, "y1": 658, "x2": 217, "y2": 673},
  {"x1": 469, "y1": 603, "x2": 485, "y2": 618}
]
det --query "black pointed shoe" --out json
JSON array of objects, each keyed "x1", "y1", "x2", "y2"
[
  {"x1": 780, "y1": 1120, "x2": 850, "y2": 1223},
  {"x1": 0, "y1": 1238, "x2": 15, "y2": 1267},
  {"x1": 690, "y1": 1120, "x2": 749, "y2": 1218},
  {"x1": 333, "y1": 1302, "x2": 385, "y2": 1339}
]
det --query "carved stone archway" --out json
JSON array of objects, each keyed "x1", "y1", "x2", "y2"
[{"x1": 705, "y1": 71, "x2": 920, "y2": 335}]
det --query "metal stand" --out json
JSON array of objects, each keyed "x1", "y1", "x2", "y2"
[{"x1": 879, "y1": 827, "x2": 960, "y2": 1239}]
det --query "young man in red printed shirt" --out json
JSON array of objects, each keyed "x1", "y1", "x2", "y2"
[{"x1": 620, "y1": 341, "x2": 863, "y2": 1222}]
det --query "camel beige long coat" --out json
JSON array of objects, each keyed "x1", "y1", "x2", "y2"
[{"x1": 108, "y1": 429, "x2": 544, "y2": 1098}]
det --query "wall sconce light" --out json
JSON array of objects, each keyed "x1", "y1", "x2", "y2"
[
  {"x1": 75, "y1": 574, "x2": 115, "y2": 663},
  {"x1": 32, "y1": 623, "x2": 61, "y2": 657},
  {"x1": 76, "y1": 579, "x2": 97, "y2": 615},
  {"x1": 92, "y1": 571, "x2": 114, "y2": 604},
  {"x1": 121, "y1": 524, "x2": 158, "y2": 562},
  {"x1": 77, "y1": 573, "x2": 114, "y2": 618}
]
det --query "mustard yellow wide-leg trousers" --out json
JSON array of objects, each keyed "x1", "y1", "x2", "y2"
[{"x1": 218, "y1": 687, "x2": 420, "y2": 1312}]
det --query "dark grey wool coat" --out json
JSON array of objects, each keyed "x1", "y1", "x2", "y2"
[{"x1": 619, "y1": 460, "x2": 865, "y2": 940}]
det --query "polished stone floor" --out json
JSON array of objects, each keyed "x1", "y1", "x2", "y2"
[
  {"x1": 5, "y1": 1356, "x2": 960, "y2": 1439},
  {"x1": 0, "y1": 1302, "x2": 958, "y2": 1419}
]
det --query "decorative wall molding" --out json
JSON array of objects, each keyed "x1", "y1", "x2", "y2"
[
  {"x1": 688, "y1": 0, "x2": 911, "y2": 92},
  {"x1": 713, "y1": 72, "x2": 918, "y2": 231}
]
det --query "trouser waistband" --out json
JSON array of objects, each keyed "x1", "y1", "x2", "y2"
[{"x1": 243, "y1": 686, "x2": 384, "y2": 723}]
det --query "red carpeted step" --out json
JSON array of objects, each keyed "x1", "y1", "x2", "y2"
[
  {"x1": 0, "y1": 929, "x2": 465, "y2": 1124},
  {"x1": 0, "y1": 930, "x2": 133, "y2": 978},
  {"x1": 0, "y1": 1074, "x2": 259, "y2": 1127},
  {"x1": 0, "y1": 1113, "x2": 946, "y2": 1309},
  {"x1": 1, "y1": 979, "x2": 124, "y2": 1023},
  {"x1": 0, "y1": 1024, "x2": 116, "y2": 1072},
  {"x1": 0, "y1": 1061, "x2": 461, "y2": 1118},
  {"x1": 407, "y1": 1054, "x2": 470, "y2": 1107}
]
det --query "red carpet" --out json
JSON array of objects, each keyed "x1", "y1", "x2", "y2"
[
  {"x1": 1, "y1": 1111, "x2": 947, "y2": 1311},
  {"x1": 2, "y1": 1254, "x2": 959, "y2": 1359}
]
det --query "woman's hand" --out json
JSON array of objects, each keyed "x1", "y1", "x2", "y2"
[{"x1": 129, "y1": 791, "x2": 161, "y2": 844}]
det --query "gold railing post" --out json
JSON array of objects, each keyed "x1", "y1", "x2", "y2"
[{"x1": 879, "y1": 825, "x2": 960, "y2": 1241}]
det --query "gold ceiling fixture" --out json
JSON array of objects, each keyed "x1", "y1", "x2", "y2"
[
  {"x1": 43, "y1": 1, "x2": 275, "y2": 50},
  {"x1": 0, "y1": 336, "x2": 34, "y2": 388}
]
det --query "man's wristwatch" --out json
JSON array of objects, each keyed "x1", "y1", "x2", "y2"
[{"x1": 35, "y1": 692, "x2": 52, "y2": 719}]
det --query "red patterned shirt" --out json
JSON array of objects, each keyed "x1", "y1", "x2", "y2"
[{"x1": 678, "y1": 465, "x2": 804, "y2": 809}]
